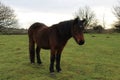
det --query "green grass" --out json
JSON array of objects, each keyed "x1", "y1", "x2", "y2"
[{"x1": 0, "y1": 34, "x2": 120, "y2": 80}]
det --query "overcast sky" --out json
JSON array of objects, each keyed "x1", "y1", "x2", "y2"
[{"x1": 1, "y1": 0, "x2": 118, "y2": 28}]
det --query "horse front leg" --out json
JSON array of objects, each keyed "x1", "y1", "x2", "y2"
[
  {"x1": 36, "y1": 46, "x2": 42, "y2": 64},
  {"x1": 56, "y1": 53, "x2": 62, "y2": 72},
  {"x1": 56, "y1": 47, "x2": 64, "y2": 72},
  {"x1": 49, "y1": 49, "x2": 56, "y2": 73}
]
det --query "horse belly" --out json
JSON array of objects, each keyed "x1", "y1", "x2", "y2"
[
  {"x1": 42, "y1": 47, "x2": 50, "y2": 49},
  {"x1": 37, "y1": 36, "x2": 50, "y2": 49}
]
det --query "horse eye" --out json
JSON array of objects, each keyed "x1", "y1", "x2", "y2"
[{"x1": 79, "y1": 26, "x2": 82, "y2": 28}]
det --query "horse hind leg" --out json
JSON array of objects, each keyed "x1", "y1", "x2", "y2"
[
  {"x1": 36, "y1": 46, "x2": 42, "y2": 64},
  {"x1": 29, "y1": 39, "x2": 35, "y2": 64},
  {"x1": 56, "y1": 47, "x2": 64, "y2": 72},
  {"x1": 56, "y1": 53, "x2": 62, "y2": 72}
]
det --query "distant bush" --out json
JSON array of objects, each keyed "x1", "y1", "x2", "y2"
[
  {"x1": 93, "y1": 25, "x2": 104, "y2": 33},
  {"x1": 114, "y1": 22, "x2": 120, "y2": 32},
  {"x1": 0, "y1": 27, "x2": 27, "y2": 35},
  {"x1": 84, "y1": 28, "x2": 117, "y2": 34}
]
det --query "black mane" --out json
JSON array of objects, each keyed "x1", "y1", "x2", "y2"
[{"x1": 50, "y1": 20, "x2": 73, "y2": 39}]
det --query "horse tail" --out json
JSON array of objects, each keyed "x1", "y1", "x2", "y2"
[
  {"x1": 28, "y1": 22, "x2": 47, "y2": 63},
  {"x1": 28, "y1": 28, "x2": 35, "y2": 63},
  {"x1": 28, "y1": 36, "x2": 35, "y2": 63},
  {"x1": 28, "y1": 22, "x2": 41, "y2": 63}
]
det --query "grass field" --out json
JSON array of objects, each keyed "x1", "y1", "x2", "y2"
[{"x1": 0, "y1": 33, "x2": 120, "y2": 80}]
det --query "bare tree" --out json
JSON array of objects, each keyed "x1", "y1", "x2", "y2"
[
  {"x1": 113, "y1": 1, "x2": 120, "y2": 31},
  {"x1": 0, "y1": 2, "x2": 18, "y2": 29},
  {"x1": 75, "y1": 6, "x2": 96, "y2": 29},
  {"x1": 102, "y1": 13, "x2": 106, "y2": 29},
  {"x1": 113, "y1": 2, "x2": 120, "y2": 20}
]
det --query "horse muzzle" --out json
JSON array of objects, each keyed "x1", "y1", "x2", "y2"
[{"x1": 78, "y1": 40, "x2": 85, "y2": 45}]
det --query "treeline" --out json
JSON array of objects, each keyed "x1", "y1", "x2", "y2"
[
  {"x1": 85, "y1": 29, "x2": 119, "y2": 33},
  {"x1": 0, "y1": 1, "x2": 20, "y2": 35},
  {"x1": 0, "y1": 26, "x2": 119, "y2": 35},
  {"x1": 0, "y1": 26, "x2": 27, "y2": 35}
]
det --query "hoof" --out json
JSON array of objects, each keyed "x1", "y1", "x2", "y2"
[
  {"x1": 57, "y1": 69, "x2": 62, "y2": 72},
  {"x1": 57, "y1": 70, "x2": 62, "y2": 73},
  {"x1": 50, "y1": 72, "x2": 56, "y2": 78},
  {"x1": 31, "y1": 62, "x2": 35, "y2": 64},
  {"x1": 50, "y1": 72, "x2": 55, "y2": 77},
  {"x1": 50, "y1": 72, "x2": 55, "y2": 75},
  {"x1": 37, "y1": 62, "x2": 42, "y2": 64}
]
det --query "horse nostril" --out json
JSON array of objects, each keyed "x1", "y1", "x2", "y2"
[{"x1": 79, "y1": 40, "x2": 85, "y2": 45}]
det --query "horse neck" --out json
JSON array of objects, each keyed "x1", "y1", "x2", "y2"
[{"x1": 56, "y1": 20, "x2": 73, "y2": 40}]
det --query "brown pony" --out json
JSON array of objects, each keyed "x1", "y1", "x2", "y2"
[{"x1": 28, "y1": 17, "x2": 86, "y2": 73}]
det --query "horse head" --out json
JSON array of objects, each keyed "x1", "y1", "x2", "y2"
[{"x1": 71, "y1": 17, "x2": 86, "y2": 45}]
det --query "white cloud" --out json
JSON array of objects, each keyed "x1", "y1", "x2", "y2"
[
  {"x1": 15, "y1": 8, "x2": 73, "y2": 28},
  {"x1": 2, "y1": 0, "x2": 118, "y2": 29},
  {"x1": 14, "y1": 6, "x2": 117, "y2": 29}
]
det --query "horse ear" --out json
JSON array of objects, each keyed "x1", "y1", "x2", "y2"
[
  {"x1": 81, "y1": 19, "x2": 87, "y2": 26},
  {"x1": 81, "y1": 19, "x2": 86, "y2": 23},
  {"x1": 74, "y1": 17, "x2": 79, "y2": 24}
]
